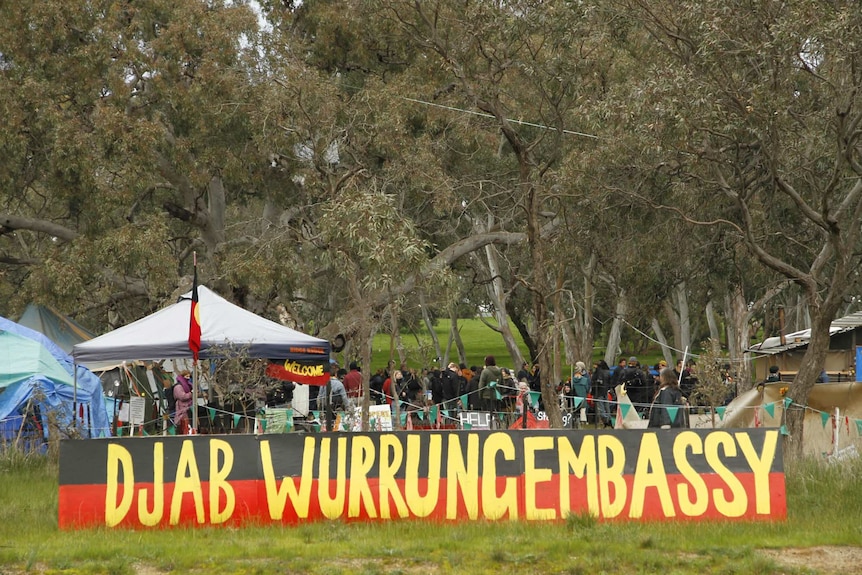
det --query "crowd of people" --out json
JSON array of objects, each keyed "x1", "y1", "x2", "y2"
[
  {"x1": 300, "y1": 354, "x2": 705, "y2": 430},
  {"x1": 163, "y1": 355, "x2": 707, "y2": 433}
]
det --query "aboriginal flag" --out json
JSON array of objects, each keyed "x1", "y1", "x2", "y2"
[{"x1": 188, "y1": 264, "x2": 201, "y2": 360}]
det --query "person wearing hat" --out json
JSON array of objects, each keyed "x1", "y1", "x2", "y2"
[
  {"x1": 571, "y1": 361, "x2": 591, "y2": 427},
  {"x1": 766, "y1": 365, "x2": 781, "y2": 383}
]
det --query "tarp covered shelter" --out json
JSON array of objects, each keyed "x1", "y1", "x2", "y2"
[
  {"x1": 72, "y1": 286, "x2": 331, "y2": 385},
  {"x1": 0, "y1": 317, "x2": 111, "y2": 441},
  {"x1": 16, "y1": 303, "x2": 96, "y2": 354}
]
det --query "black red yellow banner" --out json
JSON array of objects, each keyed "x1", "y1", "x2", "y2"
[{"x1": 58, "y1": 429, "x2": 785, "y2": 528}]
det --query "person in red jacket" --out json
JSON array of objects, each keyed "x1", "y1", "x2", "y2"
[{"x1": 343, "y1": 361, "x2": 363, "y2": 400}]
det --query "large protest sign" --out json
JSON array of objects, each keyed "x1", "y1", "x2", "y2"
[{"x1": 58, "y1": 429, "x2": 785, "y2": 528}]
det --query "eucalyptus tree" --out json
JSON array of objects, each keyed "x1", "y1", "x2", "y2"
[
  {"x1": 616, "y1": 0, "x2": 862, "y2": 452},
  {"x1": 0, "y1": 0, "x2": 278, "y2": 327}
]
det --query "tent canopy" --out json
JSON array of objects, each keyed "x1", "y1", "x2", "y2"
[
  {"x1": 0, "y1": 317, "x2": 111, "y2": 438},
  {"x1": 17, "y1": 304, "x2": 96, "y2": 354},
  {"x1": 72, "y1": 286, "x2": 331, "y2": 383}
]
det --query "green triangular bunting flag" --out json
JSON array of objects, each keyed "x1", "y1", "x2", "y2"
[
  {"x1": 460, "y1": 394, "x2": 468, "y2": 409},
  {"x1": 529, "y1": 391, "x2": 541, "y2": 406},
  {"x1": 666, "y1": 406, "x2": 679, "y2": 424},
  {"x1": 430, "y1": 406, "x2": 438, "y2": 422},
  {"x1": 495, "y1": 388, "x2": 503, "y2": 400},
  {"x1": 167, "y1": 426, "x2": 176, "y2": 436},
  {"x1": 463, "y1": 422, "x2": 472, "y2": 430},
  {"x1": 620, "y1": 403, "x2": 632, "y2": 419},
  {"x1": 855, "y1": 419, "x2": 862, "y2": 435},
  {"x1": 610, "y1": 416, "x2": 616, "y2": 427},
  {"x1": 764, "y1": 402, "x2": 775, "y2": 418},
  {"x1": 417, "y1": 411, "x2": 425, "y2": 421},
  {"x1": 780, "y1": 425, "x2": 789, "y2": 436},
  {"x1": 207, "y1": 407, "x2": 215, "y2": 422},
  {"x1": 783, "y1": 397, "x2": 793, "y2": 409},
  {"x1": 400, "y1": 412, "x2": 408, "y2": 425},
  {"x1": 498, "y1": 412, "x2": 505, "y2": 422},
  {"x1": 821, "y1": 411, "x2": 830, "y2": 428},
  {"x1": 261, "y1": 419, "x2": 268, "y2": 432},
  {"x1": 233, "y1": 414, "x2": 241, "y2": 427},
  {"x1": 715, "y1": 406, "x2": 726, "y2": 420},
  {"x1": 574, "y1": 396, "x2": 584, "y2": 409},
  {"x1": 442, "y1": 410, "x2": 449, "y2": 421}
]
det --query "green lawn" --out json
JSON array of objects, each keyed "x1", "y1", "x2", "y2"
[
  {"x1": 363, "y1": 317, "x2": 531, "y2": 371},
  {"x1": 0, "y1": 451, "x2": 860, "y2": 574}
]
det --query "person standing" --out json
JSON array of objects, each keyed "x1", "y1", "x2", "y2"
[
  {"x1": 478, "y1": 355, "x2": 503, "y2": 414},
  {"x1": 648, "y1": 368, "x2": 689, "y2": 428},
  {"x1": 591, "y1": 360, "x2": 612, "y2": 428},
  {"x1": 342, "y1": 361, "x2": 363, "y2": 401},
  {"x1": 173, "y1": 371, "x2": 194, "y2": 435}
]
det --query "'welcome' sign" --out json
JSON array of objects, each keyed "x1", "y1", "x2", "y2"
[{"x1": 58, "y1": 428, "x2": 785, "y2": 528}]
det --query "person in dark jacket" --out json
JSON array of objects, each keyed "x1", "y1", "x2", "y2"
[
  {"x1": 648, "y1": 368, "x2": 689, "y2": 428},
  {"x1": 620, "y1": 357, "x2": 651, "y2": 416},
  {"x1": 592, "y1": 360, "x2": 612, "y2": 427}
]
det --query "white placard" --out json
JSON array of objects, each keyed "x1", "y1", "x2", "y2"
[
  {"x1": 292, "y1": 384, "x2": 310, "y2": 416},
  {"x1": 368, "y1": 404, "x2": 393, "y2": 431},
  {"x1": 128, "y1": 396, "x2": 146, "y2": 425},
  {"x1": 459, "y1": 411, "x2": 490, "y2": 430}
]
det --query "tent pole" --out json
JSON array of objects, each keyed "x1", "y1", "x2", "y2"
[
  {"x1": 73, "y1": 364, "x2": 78, "y2": 434},
  {"x1": 192, "y1": 360, "x2": 199, "y2": 433}
]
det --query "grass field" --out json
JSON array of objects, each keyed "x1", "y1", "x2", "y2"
[
  {"x1": 363, "y1": 318, "x2": 664, "y2": 374},
  {"x1": 1, "y1": 448, "x2": 861, "y2": 574},
  {"x1": 365, "y1": 317, "x2": 531, "y2": 372}
]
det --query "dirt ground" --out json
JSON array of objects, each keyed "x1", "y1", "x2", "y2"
[{"x1": 759, "y1": 546, "x2": 862, "y2": 574}]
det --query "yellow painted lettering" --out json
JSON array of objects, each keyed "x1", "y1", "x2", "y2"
[
  {"x1": 704, "y1": 432, "x2": 747, "y2": 518},
  {"x1": 524, "y1": 436, "x2": 556, "y2": 520},
  {"x1": 481, "y1": 433, "x2": 517, "y2": 520},
  {"x1": 735, "y1": 430, "x2": 778, "y2": 515},
  {"x1": 318, "y1": 437, "x2": 347, "y2": 519},
  {"x1": 208, "y1": 439, "x2": 235, "y2": 524},
  {"x1": 348, "y1": 436, "x2": 377, "y2": 518},
  {"x1": 137, "y1": 442, "x2": 164, "y2": 526},
  {"x1": 405, "y1": 434, "x2": 441, "y2": 518},
  {"x1": 629, "y1": 433, "x2": 674, "y2": 519},
  {"x1": 170, "y1": 440, "x2": 205, "y2": 524},
  {"x1": 672, "y1": 431, "x2": 708, "y2": 517},
  {"x1": 378, "y1": 434, "x2": 409, "y2": 518},
  {"x1": 597, "y1": 434, "x2": 627, "y2": 518},
  {"x1": 446, "y1": 433, "x2": 479, "y2": 519},
  {"x1": 105, "y1": 443, "x2": 134, "y2": 527},
  {"x1": 260, "y1": 437, "x2": 315, "y2": 520},
  {"x1": 558, "y1": 435, "x2": 599, "y2": 517}
]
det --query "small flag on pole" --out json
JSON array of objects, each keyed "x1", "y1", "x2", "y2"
[{"x1": 188, "y1": 254, "x2": 201, "y2": 361}]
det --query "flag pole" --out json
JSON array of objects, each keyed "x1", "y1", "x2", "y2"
[
  {"x1": 189, "y1": 251, "x2": 202, "y2": 434},
  {"x1": 192, "y1": 359, "x2": 198, "y2": 433}
]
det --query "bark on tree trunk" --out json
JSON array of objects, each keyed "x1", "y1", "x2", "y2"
[{"x1": 604, "y1": 291, "x2": 627, "y2": 367}]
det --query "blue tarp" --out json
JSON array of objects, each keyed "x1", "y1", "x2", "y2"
[{"x1": 0, "y1": 316, "x2": 111, "y2": 440}]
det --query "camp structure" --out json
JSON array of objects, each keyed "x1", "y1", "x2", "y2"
[
  {"x1": 16, "y1": 303, "x2": 96, "y2": 355},
  {"x1": 72, "y1": 286, "x2": 331, "y2": 385},
  {"x1": 0, "y1": 317, "x2": 111, "y2": 447},
  {"x1": 747, "y1": 310, "x2": 862, "y2": 383}
]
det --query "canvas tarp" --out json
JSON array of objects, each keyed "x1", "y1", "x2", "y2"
[
  {"x1": 0, "y1": 317, "x2": 111, "y2": 439},
  {"x1": 72, "y1": 286, "x2": 331, "y2": 385},
  {"x1": 16, "y1": 304, "x2": 96, "y2": 354}
]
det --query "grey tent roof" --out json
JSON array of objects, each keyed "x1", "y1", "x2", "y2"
[{"x1": 72, "y1": 286, "x2": 329, "y2": 365}]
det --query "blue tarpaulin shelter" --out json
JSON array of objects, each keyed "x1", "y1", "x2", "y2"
[{"x1": 0, "y1": 317, "x2": 111, "y2": 443}]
